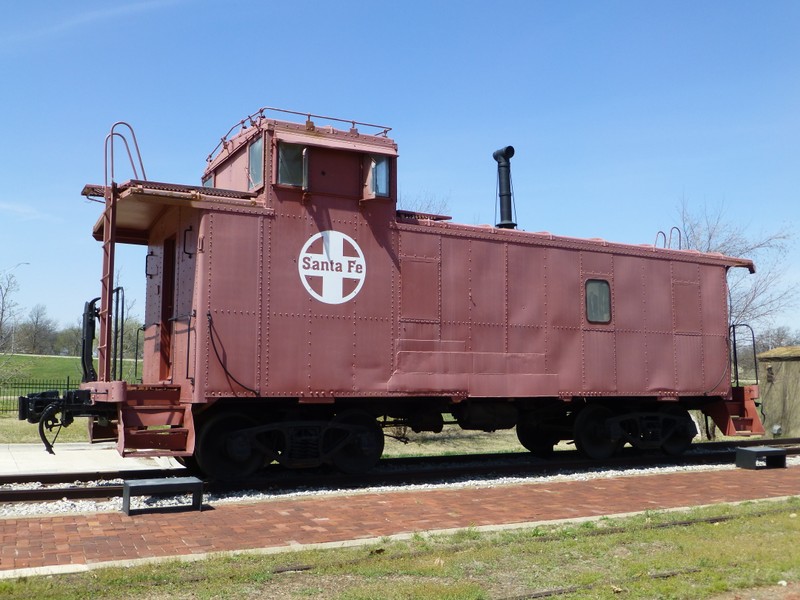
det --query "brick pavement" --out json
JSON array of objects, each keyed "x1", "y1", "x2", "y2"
[{"x1": 1, "y1": 465, "x2": 799, "y2": 578}]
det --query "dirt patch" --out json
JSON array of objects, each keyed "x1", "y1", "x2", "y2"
[{"x1": 709, "y1": 581, "x2": 799, "y2": 599}]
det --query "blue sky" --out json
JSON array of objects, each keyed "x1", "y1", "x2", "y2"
[{"x1": 1, "y1": 0, "x2": 798, "y2": 330}]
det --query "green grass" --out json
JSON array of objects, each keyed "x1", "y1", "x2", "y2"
[
  {"x1": 0, "y1": 354, "x2": 93, "y2": 443},
  {"x1": 0, "y1": 354, "x2": 85, "y2": 381},
  {"x1": 0, "y1": 412, "x2": 89, "y2": 443},
  {"x1": 1, "y1": 499, "x2": 798, "y2": 599},
  {"x1": 0, "y1": 353, "x2": 138, "y2": 382},
  {"x1": 382, "y1": 426, "x2": 527, "y2": 458}
]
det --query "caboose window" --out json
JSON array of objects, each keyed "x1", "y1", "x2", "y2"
[
  {"x1": 586, "y1": 279, "x2": 611, "y2": 323},
  {"x1": 371, "y1": 155, "x2": 390, "y2": 197},
  {"x1": 202, "y1": 173, "x2": 214, "y2": 188},
  {"x1": 278, "y1": 143, "x2": 306, "y2": 187},
  {"x1": 247, "y1": 136, "x2": 264, "y2": 190}
]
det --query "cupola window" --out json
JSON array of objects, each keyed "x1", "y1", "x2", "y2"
[
  {"x1": 371, "y1": 155, "x2": 390, "y2": 197},
  {"x1": 247, "y1": 136, "x2": 264, "y2": 190},
  {"x1": 278, "y1": 143, "x2": 307, "y2": 188}
]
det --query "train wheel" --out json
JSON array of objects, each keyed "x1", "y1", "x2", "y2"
[
  {"x1": 196, "y1": 413, "x2": 264, "y2": 481},
  {"x1": 516, "y1": 418, "x2": 558, "y2": 458},
  {"x1": 573, "y1": 404, "x2": 621, "y2": 460},
  {"x1": 660, "y1": 406, "x2": 696, "y2": 456},
  {"x1": 323, "y1": 410, "x2": 385, "y2": 475}
]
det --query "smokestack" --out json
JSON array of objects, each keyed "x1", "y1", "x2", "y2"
[{"x1": 493, "y1": 146, "x2": 516, "y2": 229}]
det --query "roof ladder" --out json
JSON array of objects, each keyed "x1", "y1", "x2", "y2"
[
  {"x1": 653, "y1": 227, "x2": 683, "y2": 249},
  {"x1": 98, "y1": 122, "x2": 147, "y2": 381}
]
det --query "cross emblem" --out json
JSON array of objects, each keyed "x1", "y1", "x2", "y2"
[{"x1": 298, "y1": 230, "x2": 366, "y2": 304}]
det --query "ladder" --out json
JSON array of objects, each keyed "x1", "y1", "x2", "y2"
[{"x1": 98, "y1": 123, "x2": 147, "y2": 382}]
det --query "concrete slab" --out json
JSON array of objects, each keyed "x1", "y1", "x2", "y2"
[{"x1": 0, "y1": 443, "x2": 181, "y2": 476}]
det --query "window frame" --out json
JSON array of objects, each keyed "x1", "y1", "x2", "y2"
[
  {"x1": 371, "y1": 155, "x2": 390, "y2": 197},
  {"x1": 585, "y1": 278, "x2": 612, "y2": 324},
  {"x1": 247, "y1": 135, "x2": 264, "y2": 191},
  {"x1": 362, "y1": 153, "x2": 392, "y2": 200},
  {"x1": 276, "y1": 142, "x2": 308, "y2": 189}
]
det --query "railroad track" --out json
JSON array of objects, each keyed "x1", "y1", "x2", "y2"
[{"x1": 2, "y1": 438, "x2": 799, "y2": 505}]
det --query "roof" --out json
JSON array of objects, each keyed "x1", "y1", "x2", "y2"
[
  {"x1": 757, "y1": 346, "x2": 800, "y2": 361},
  {"x1": 83, "y1": 180, "x2": 260, "y2": 244}
]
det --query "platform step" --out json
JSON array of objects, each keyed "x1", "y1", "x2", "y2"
[
  {"x1": 117, "y1": 391, "x2": 194, "y2": 455},
  {"x1": 730, "y1": 416, "x2": 755, "y2": 432},
  {"x1": 703, "y1": 385, "x2": 765, "y2": 436},
  {"x1": 123, "y1": 427, "x2": 189, "y2": 451},
  {"x1": 125, "y1": 385, "x2": 182, "y2": 403},
  {"x1": 735, "y1": 446, "x2": 787, "y2": 470},
  {"x1": 122, "y1": 476, "x2": 204, "y2": 515},
  {"x1": 121, "y1": 407, "x2": 187, "y2": 427},
  {"x1": 120, "y1": 448, "x2": 192, "y2": 458}
]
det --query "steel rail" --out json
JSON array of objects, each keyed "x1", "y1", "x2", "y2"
[{"x1": 3, "y1": 439, "x2": 797, "y2": 506}]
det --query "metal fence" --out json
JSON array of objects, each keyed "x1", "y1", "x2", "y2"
[{"x1": 0, "y1": 378, "x2": 77, "y2": 414}]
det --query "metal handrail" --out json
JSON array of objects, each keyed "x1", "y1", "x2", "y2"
[
  {"x1": 654, "y1": 227, "x2": 684, "y2": 250},
  {"x1": 730, "y1": 323, "x2": 759, "y2": 387},
  {"x1": 206, "y1": 106, "x2": 393, "y2": 163},
  {"x1": 111, "y1": 287, "x2": 125, "y2": 381},
  {"x1": 667, "y1": 226, "x2": 682, "y2": 249},
  {"x1": 104, "y1": 122, "x2": 147, "y2": 187}
]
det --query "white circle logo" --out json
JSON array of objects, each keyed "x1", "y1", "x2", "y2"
[{"x1": 298, "y1": 230, "x2": 366, "y2": 304}]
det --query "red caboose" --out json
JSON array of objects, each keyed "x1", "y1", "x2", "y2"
[{"x1": 20, "y1": 108, "x2": 764, "y2": 479}]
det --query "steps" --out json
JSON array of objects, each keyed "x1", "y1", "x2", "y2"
[
  {"x1": 704, "y1": 385, "x2": 765, "y2": 436},
  {"x1": 117, "y1": 385, "x2": 194, "y2": 457}
]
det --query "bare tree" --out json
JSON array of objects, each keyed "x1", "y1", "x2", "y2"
[
  {"x1": 122, "y1": 315, "x2": 145, "y2": 360},
  {"x1": 679, "y1": 201, "x2": 795, "y2": 328},
  {"x1": 398, "y1": 190, "x2": 450, "y2": 217},
  {"x1": 0, "y1": 273, "x2": 26, "y2": 384},
  {"x1": 112, "y1": 270, "x2": 145, "y2": 362},
  {"x1": 680, "y1": 202, "x2": 795, "y2": 441},
  {"x1": 0, "y1": 273, "x2": 20, "y2": 356},
  {"x1": 755, "y1": 325, "x2": 800, "y2": 354},
  {"x1": 16, "y1": 304, "x2": 58, "y2": 355}
]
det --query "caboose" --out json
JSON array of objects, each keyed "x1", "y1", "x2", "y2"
[{"x1": 20, "y1": 107, "x2": 764, "y2": 480}]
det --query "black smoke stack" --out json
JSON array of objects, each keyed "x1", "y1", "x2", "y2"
[{"x1": 493, "y1": 145, "x2": 516, "y2": 229}]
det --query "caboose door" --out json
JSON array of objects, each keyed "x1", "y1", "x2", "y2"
[
  {"x1": 158, "y1": 236, "x2": 176, "y2": 380},
  {"x1": 143, "y1": 208, "x2": 198, "y2": 388},
  {"x1": 168, "y1": 211, "x2": 199, "y2": 393}
]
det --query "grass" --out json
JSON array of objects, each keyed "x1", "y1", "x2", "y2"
[
  {"x1": 0, "y1": 354, "x2": 89, "y2": 443},
  {"x1": 382, "y1": 426, "x2": 528, "y2": 458},
  {"x1": 0, "y1": 354, "x2": 138, "y2": 444},
  {"x1": 1, "y1": 499, "x2": 798, "y2": 599},
  {"x1": 0, "y1": 354, "x2": 85, "y2": 381},
  {"x1": 0, "y1": 353, "x2": 138, "y2": 382},
  {"x1": 0, "y1": 412, "x2": 89, "y2": 443}
]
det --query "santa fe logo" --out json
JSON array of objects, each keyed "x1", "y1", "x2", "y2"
[{"x1": 298, "y1": 230, "x2": 366, "y2": 304}]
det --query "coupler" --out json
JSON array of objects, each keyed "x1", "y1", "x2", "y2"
[{"x1": 18, "y1": 389, "x2": 115, "y2": 454}]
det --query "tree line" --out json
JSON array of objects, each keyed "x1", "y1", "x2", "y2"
[{"x1": 0, "y1": 273, "x2": 143, "y2": 359}]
